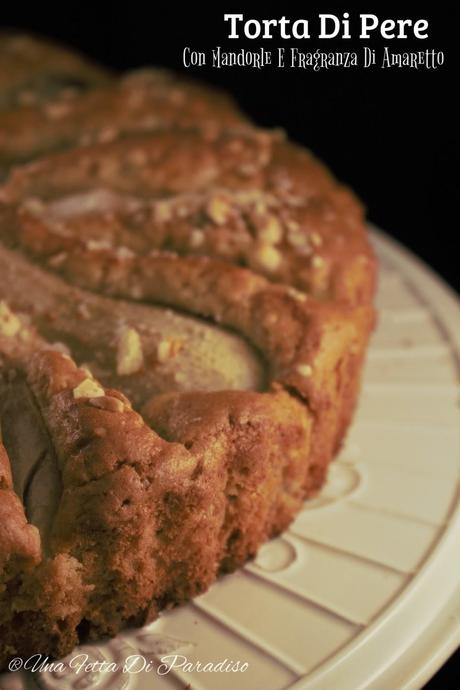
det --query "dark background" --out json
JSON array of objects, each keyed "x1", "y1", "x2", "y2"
[
  {"x1": 1, "y1": 4, "x2": 459, "y2": 687},
  {"x1": 1, "y1": 4, "x2": 457, "y2": 294}
]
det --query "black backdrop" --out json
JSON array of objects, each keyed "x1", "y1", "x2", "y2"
[
  {"x1": 1, "y1": 4, "x2": 457, "y2": 293},
  {"x1": 1, "y1": 4, "x2": 459, "y2": 687}
]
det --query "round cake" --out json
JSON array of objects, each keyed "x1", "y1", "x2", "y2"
[{"x1": 0, "y1": 35, "x2": 377, "y2": 668}]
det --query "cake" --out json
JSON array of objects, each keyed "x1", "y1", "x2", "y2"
[
  {"x1": 0, "y1": 34, "x2": 246, "y2": 174},
  {"x1": 0, "y1": 34, "x2": 377, "y2": 669},
  {"x1": 0, "y1": 32, "x2": 110, "y2": 109}
]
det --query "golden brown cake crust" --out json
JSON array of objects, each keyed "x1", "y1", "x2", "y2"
[
  {"x1": 0, "y1": 32, "x2": 112, "y2": 180},
  {"x1": 1, "y1": 126, "x2": 376, "y2": 304},
  {"x1": 0, "y1": 32, "x2": 110, "y2": 110},
  {"x1": 0, "y1": 318, "x2": 313, "y2": 665},
  {"x1": 0, "y1": 68, "x2": 247, "y2": 169},
  {"x1": 0, "y1": 39, "x2": 377, "y2": 669}
]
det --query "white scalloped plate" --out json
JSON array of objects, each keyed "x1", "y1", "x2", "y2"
[{"x1": 1, "y1": 228, "x2": 459, "y2": 690}]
